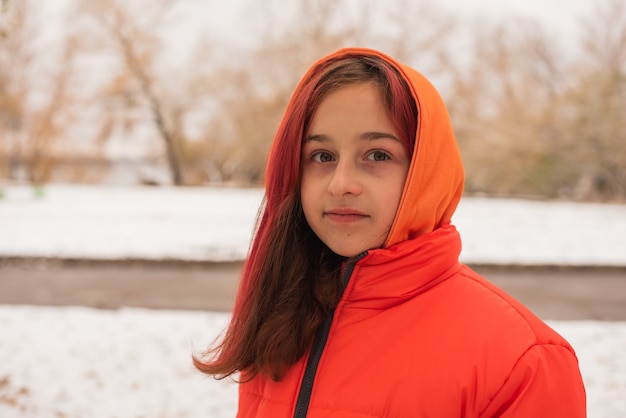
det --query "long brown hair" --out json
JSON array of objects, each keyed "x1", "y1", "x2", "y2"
[{"x1": 194, "y1": 51, "x2": 417, "y2": 381}]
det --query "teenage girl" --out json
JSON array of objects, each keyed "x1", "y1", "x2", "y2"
[{"x1": 195, "y1": 47, "x2": 586, "y2": 417}]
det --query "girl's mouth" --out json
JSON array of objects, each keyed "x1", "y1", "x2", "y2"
[{"x1": 325, "y1": 208, "x2": 369, "y2": 223}]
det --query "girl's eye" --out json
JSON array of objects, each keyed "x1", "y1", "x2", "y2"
[
  {"x1": 312, "y1": 151, "x2": 334, "y2": 163},
  {"x1": 367, "y1": 150, "x2": 391, "y2": 161}
]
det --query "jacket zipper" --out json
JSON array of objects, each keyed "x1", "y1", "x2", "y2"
[{"x1": 292, "y1": 251, "x2": 367, "y2": 418}]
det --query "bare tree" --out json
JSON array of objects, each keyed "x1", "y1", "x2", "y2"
[
  {"x1": 0, "y1": 0, "x2": 79, "y2": 185},
  {"x1": 77, "y1": 0, "x2": 185, "y2": 185},
  {"x1": 444, "y1": 0, "x2": 626, "y2": 202},
  {"x1": 445, "y1": 16, "x2": 571, "y2": 198},
  {"x1": 556, "y1": 0, "x2": 626, "y2": 200}
]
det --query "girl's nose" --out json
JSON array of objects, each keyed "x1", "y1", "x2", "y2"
[{"x1": 327, "y1": 161, "x2": 362, "y2": 197}]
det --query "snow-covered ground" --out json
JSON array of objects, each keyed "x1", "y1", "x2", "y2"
[
  {"x1": 1, "y1": 184, "x2": 626, "y2": 417},
  {"x1": 1, "y1": 184, "x2": 625, "y2": 265},
  {"x1": 0, "y1": 307, "x2": 624, "y2": 417}
]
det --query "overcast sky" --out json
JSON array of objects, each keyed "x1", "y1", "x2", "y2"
[{"x1": 189, "y1": 0, "x2": 594, "y2": 45}]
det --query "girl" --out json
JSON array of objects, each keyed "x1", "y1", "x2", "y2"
[{"x1": 195, "y1": 47, "x2": 586, "y2": 417}]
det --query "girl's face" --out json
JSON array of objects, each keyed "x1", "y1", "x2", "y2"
[{"x1": 300, "y1": 82, "x2": 411, "y2": 257}]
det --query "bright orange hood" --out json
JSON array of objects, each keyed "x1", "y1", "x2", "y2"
[
  {"x1": 265, "y1": 47, "x2": 464, "y2": 247},
  {"x1": 375, "y1": 49, "x2": 465, "y2": 246}
]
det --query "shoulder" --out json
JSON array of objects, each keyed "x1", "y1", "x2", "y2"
[
  {"x1": 416, "y1": 265, "x2": 578, "y2": 374},
  {"x1": 428, "y1": 266, "x2": 584, "y2": 414},
  {"x1": 453, "y1": 266, "x2": 571, "y2": 345}
]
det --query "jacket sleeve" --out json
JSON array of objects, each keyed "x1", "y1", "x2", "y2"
[{"x1": 480, "y1": 344, "x2": 586, "y2": 417}]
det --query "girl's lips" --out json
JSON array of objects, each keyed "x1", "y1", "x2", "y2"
[{"x1": 325, "y1": 208, "x2": 369, "y2": 223}]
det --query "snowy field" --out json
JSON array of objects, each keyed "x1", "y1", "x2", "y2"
[
  {"x1": 0, "y1": 306, "x2": 624, "y2": 418},
  {"x1": 1, "y1": 184, "x2": 625, "y2": 266},
  {"x1": 1, "y1": 184, "x2": 626, "y2": 417}
]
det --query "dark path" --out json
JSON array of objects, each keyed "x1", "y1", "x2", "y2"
[
  {"x1": 474, "y1": 265, "x2": 626, "y2": 321},
  {"x1": 0, "y1": 259, "x2": 242, "y2": 312},
  {"x1": 1, "y1": 258, "x2": 625, "y2": 320}
]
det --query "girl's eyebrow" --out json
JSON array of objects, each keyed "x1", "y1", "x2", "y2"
[
  {"x1": 305, "y1": 132, "x2": 401, "y2": 143},
  {"x1": 304, "y1": 134, "x2": 328, "y2": 143},
  {"x1": 361, "y1": 131, "x2": 401, "y2": 142}
]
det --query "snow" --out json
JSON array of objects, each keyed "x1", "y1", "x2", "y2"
[
  {"x1": 454, "y1": 197, "x2": 626, "y2": 266},
  {"x1": 0, "y1": 306, "x2": 236, "y2": 417},
  {"x1": 1, "y1": 184, "x2": 626, "y2": 417},
  {"x1": 0, "y1": 185, "x2": 262, "y2": 262},
  {"x1": 0, "y1": 307, "x2": 624, "y2": 417},
  {"x1": 1, "y1": 185, "x2": 625, "y2": 266}
]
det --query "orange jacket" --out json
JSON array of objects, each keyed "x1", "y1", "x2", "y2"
[
  {"x1": 238, "y1": 225, "x2": 586, "y2": 417},
  {"x1": 238, "y1": 48, "x2": 586, "y2": 417}
]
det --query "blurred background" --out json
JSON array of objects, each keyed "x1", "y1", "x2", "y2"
[
  {"x1": 1, "y1": 0, "x2": 625, "y2": 416},
  {"x1": 0, "y1": 0, "x2": 624, "y2": 200}
]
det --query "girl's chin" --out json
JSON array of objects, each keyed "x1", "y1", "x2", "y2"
[{"x1": 327, "y1": 243, "x2": 375, "y2": 258}]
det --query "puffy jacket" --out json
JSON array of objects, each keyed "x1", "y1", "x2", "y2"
[
  {"x1": 238, "y1": 225, "x2": 585, "y2": 417},
  {"x1": 237, "y1": 48, "x2": 586, "y2": 417}
]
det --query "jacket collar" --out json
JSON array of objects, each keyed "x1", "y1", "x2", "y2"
[{"x1": 340, "y1": 224, "x2": 462, "y2": 310}]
